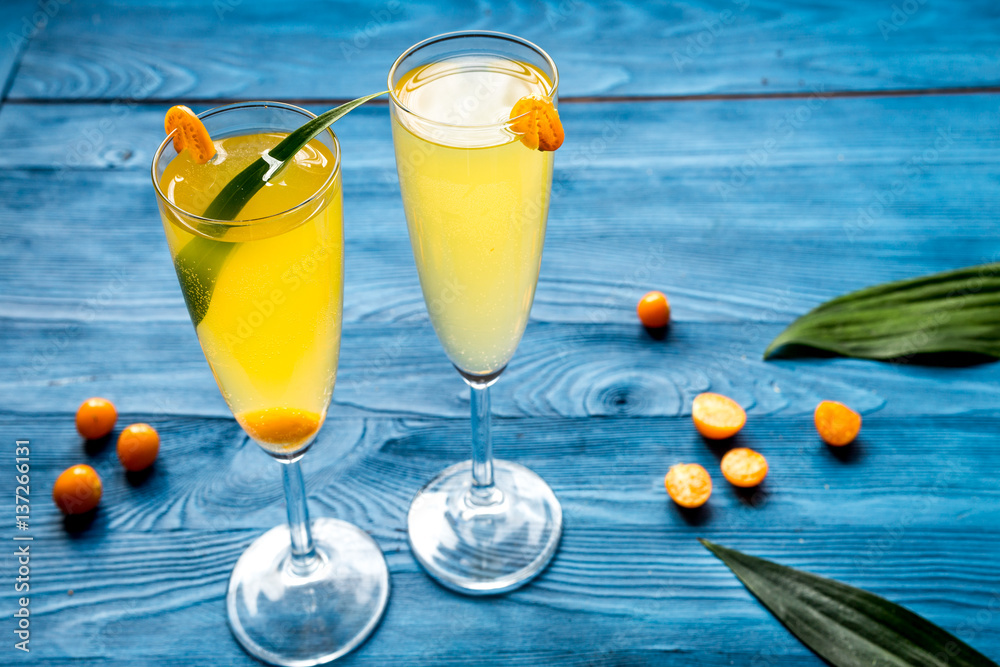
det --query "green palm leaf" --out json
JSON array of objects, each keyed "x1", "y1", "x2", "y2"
[
  {"x1": 764, "y1": 264, "x2": 1000, "y2": 361},
  {"x1": 701, "y1": 539, "x2": 998, "y2": 667}
]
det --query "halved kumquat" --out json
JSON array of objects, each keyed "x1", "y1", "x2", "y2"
[
  {"x1": 720, "y1": 447, "x2": 768, "y2": 488},
  {"x1": 664, "y1": 463, "x2": 712, "y2": 508},
  {"x1": 814, "y1": 400, "x2": 861, "y2": 446},
  {"x1": 692, "y1": 392, "x2": 746, "y2": 440}
]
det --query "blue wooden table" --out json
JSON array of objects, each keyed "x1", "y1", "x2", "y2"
[{"x1": 2, "y1": 1, "x2": 999, "y2": 665}]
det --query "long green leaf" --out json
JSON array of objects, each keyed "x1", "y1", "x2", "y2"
[
  {"x1": 170, "y1": 92, "x2": 386, "y2": 326},
  {"x1": 202, "y1": 92, "x2": 386, "y2": 220},
  {"x1": 764, "y1": 263, "x2": 1000, "y2": 361},
  {"x1": 700, "y1": 539, "x2": 998, "y2": 667}
]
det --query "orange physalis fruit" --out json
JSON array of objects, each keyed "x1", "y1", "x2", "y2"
[
  {"x1": 53, "y1": 464, "x2": 102, "y2": 514},
  {"x1": 720, "y1": 448, "x2": 768, "y2": 488},
  {"x1": 75, "y1": 397, "x2": 117, "y2": 440},
  {"x1": 509, "y1": 95, "x2": 564, "y2": 152},
  {"x1": 237, "y1": 408, "x2": 323, "y2": 450},
  {"x1": 164, "y1": 105, "x2": 216, "y2": 164},
  {"x1": 665, "y1": 463, "x2": 712, "y2": 508},
  {"x1": 814, "y1": 400, "x2": 861, "y2": 446},
  {"x1": 691, "y1": 392, "x2": 746, "y2": 440},
  {"x1": 117, "y1": 423, "x2": 160, "y2": 472},
  {"x1": 637, "y1": 290, "x2": 671, "y2": 328}
]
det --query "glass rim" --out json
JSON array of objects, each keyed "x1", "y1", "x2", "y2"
[
  {"x1": 150, "y1": 101, "x2": 342, "y2": 226},
  {"x1": 387, "y1": 30, "x2": 560, "y2": 131}
]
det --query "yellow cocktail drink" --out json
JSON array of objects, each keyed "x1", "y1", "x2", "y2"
[
  {"x1": 391, "y1": 57, "x2": 553, "y2": 376},
  {"x1": 158, "y1": 132, "x2": 343, "y2": 453}
]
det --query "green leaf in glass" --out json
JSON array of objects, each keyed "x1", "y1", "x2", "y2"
[{"x1": 168, "y1": 92, "x2": 386, "y2": 326}]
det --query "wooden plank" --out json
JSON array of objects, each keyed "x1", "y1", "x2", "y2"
[
  {"x1": 3, "y1": 91, "x2": 1000, "y2": 666},
  {"x1": 6, "y1": 412, "x2": 999, "y2": 665},
  {"x1": 1, "y1": 95, "x2": 998, "y2": 422},
  {"x1": 0, "y1": 95, "x2": 998, "y2": 319},
  {"x1": 5, "y1": 316, "x2": 1000, "y2": 422},
  {"x1": 5, "y1": 0, "x2": 1000, "y2": 100}
]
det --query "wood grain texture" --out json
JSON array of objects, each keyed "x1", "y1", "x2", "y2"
[
  {"x1": 1, "y1": 96, "x2": 998, "y2": 423},
  {"x1": 2, "y1": 3, "x2": 1000, "y2": 663},
  {"x1": 6, "y1": 316, "x2": 1000, "y2": 423},
  {"x1": 1, "y1": 95, "x2": 998, "y2": 323},
  {"x1": 3, "y1": 409, "x2": 999, "y2": 665},
  {"x1": 4, "y1": 0, "x2": 1000, "y2": 101}
]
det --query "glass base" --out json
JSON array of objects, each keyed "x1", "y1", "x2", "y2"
[
  {"x1": 226, "y1": 518, "x2": 390, "y2": 666},
  {"x1": 407, "y1": 459, "x2": 562, "y2": 595}
]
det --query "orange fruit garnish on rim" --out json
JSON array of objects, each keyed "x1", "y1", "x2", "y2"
[
  {"x1": 509, "y1": 95, "x2": 564, "y2": 152},
  {"x1": 237, "y1": 407, "x2": 323, "y2": 450},
  {"x1": 164, "y1": 105, "x2": 216, "y2": 164}
]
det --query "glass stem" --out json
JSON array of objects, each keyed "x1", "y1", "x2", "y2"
[
  {"x1": 281, "y1": 459, "x2": 320, "y2": 575},
  {"x1": 469, "y1": 382, "x2": 501, "y2": 505}
]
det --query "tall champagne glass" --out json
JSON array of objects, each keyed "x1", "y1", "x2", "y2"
[
  {"x1": 152, "y1": 102, "x2": 389, "y2": 665},
  {"x1": 389, "y1": 32, "x2": 563, "y2": 594}
]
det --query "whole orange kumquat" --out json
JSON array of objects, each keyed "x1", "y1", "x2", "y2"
[
  {"x1": 117, "y1": 423, "x2": 160, "y2": 472},
  {"x1": 75, "y1": 397, "x2": 117, "y2": 440},
  {"x1": 52, "y1": 464, "x2": 102, "y2": 514},
  {"x1": 636, "y1": 291, "x2": 671, "y2": 328}
]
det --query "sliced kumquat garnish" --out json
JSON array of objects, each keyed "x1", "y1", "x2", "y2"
[
  {"x1": 509, "y1": 95, "x2": 564, "y2": 152},
  {"x1": 237, "y1": 407, "x2": 323, "y2": 449},
  {"x1": 814, "y1": 400, "x2": 862, "y2": 446},
  {"x1": 164, "y1": 105, "x2": 216, "y2": 164}
]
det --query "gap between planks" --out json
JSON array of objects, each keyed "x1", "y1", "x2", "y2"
[{"x1": 4, "y1": 84, "x2": 1000, "y2": 107}]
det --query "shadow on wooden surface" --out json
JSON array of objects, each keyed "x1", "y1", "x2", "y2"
[{"x1": 765, "y1": 342, "x2": 999, "y2": 367}]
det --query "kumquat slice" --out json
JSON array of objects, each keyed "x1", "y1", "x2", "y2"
[
  {"x1": 509, "y1": 95, "x2": 564, "y2": 152},
  {"x1": 164, "y1": 105, "x2": 216, "y2": 164}
]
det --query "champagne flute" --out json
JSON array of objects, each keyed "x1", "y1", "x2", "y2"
[
  {"x1": 389, "y1": 32, "x2": 563, "y2": 594},
  {"x1": 152, "y1": 102, "x2": 389, "y2": 665}
]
